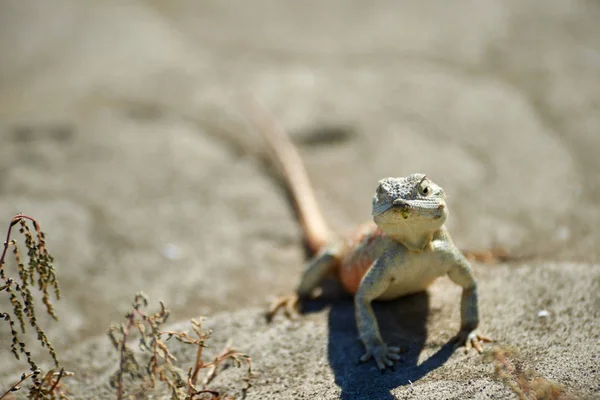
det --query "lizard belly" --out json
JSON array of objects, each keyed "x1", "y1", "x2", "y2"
[
  {"x1": 379, "y1": 254, "x2": 448, "y2": 300},
  {"x1": 338, "y1": 234, "x2": 449, "y2": 299}
]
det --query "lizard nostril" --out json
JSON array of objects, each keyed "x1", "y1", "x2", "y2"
[{"x1": 393, "y1": 199, "x2": 410, "y2": 209}]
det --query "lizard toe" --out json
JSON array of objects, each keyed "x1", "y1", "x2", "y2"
[
  {"x1": 453, "y1": 329, "x2": 492, "y2": 354},
  {"x1": 362, "y1": 343, "x2": 401, "y2": 370},
  {"x1": 360, "y1": 351, "x2": 373, "y2": 363},
  {"x1": 266, "y1": 293, "x2": 300, "y2": 322}
]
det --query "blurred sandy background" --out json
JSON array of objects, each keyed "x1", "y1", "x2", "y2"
[{"x1": 1, "y1": 1, "x2": 599, "y2": 398}]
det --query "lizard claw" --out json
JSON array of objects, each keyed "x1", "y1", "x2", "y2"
[
  {"x1": 453, "y1": 329, "x2": 492, "y2": 354},
  {"x1": 266, "y1": 293, "x2": 300, "y2": 322},
  {"x1": 360, "y1": 343, "x2": 402, "y2": 370}
]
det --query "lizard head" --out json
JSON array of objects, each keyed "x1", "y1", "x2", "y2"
[{"x1": 371, "y1": 174, "x2": 448, "y2": 238}]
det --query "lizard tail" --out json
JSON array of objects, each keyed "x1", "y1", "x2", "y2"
[{"x1": 244, "y1": 97, "x2": 332, "y2": 255}]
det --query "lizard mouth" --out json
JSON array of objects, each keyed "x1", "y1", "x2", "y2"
[
  {"x1": 372, "y1": 200, "x2": 445, "y2": 219},
  {"x1": 394, "y1": 202, "x2": 446, "y2": 220},
  {"x1": 433, "y1": 204, "x2": 445, "y2": 219},
  {"x1": 392, "y1": 198, "x2": 411, "y2": 210}
]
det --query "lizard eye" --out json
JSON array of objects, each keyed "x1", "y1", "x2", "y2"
[{"x1": 417, "y1": 175, "x2": 431, "y2": 196}]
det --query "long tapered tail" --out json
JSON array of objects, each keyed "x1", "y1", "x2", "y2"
[{"x1": 244, "y1": 98, "x2": 332, "y2": 254}]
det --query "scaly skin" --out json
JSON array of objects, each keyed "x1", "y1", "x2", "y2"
[{"x1": 246, "y1": 99, "x2": 491, "y2": 370}]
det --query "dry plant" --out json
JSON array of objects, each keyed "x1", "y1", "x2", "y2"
[
  {"x1": 107, "y1": 292, "x2": 253, "y2": 400},
  {"x1": 0, "y1": 214, "x2": 71, "y2": 400},
  {"x1": 486, "y1": 346, "x2": 576, "y2": 400},
  {"x1": 1, "y1": 369, "x2": 74, "y2": 400}
]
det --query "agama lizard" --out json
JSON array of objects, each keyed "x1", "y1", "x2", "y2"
[{"x1": 246, "y1": 100, "x2": 496, "y2": 370}]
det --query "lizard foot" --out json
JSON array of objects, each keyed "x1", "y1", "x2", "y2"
[
  {"x1": 453, "y1": 329, "x2": 492, "y2": 354},
  {"x1": 266, "y1": 293, "x2": 300, "y2": 322},
  {"x1": 360, "y1": 343, "x2": 402, "y2": 370}
]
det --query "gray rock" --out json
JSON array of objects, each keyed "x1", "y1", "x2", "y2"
[{"x1": 1, "y1": 0, "x2": 599, "y2": 398}]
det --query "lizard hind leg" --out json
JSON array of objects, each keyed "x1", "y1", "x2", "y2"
[{"x1": 266, "y1": 248, "x2": 338, "y2": 321}]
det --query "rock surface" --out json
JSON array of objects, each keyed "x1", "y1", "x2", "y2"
[{"x1": 1, "y1": 0, "x2": 599, "y2": 398}]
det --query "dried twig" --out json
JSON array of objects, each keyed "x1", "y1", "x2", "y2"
[
  {"x1": 488, "y1": 346, "x2": 573, "y2": 400},
  {"x1": 0, "y1": 372, "x2": 34, "y2": 400},
  {"x1": 108, "y1": 293, "x2": 253, "y2": 400},
  {"x1": 1, "y1": 214, "x2": 65, "y2": 399},
  {"x1": 28, "y1": 368, "x2": 74, "y2": 400}
]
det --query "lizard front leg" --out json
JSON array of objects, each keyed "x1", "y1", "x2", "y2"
[
  {"x1": 447, "y1": 252, "x2": 492, "y2": 353},
  {"x1": 354, "y1": 250, "x2": 402, "y2": 370}
]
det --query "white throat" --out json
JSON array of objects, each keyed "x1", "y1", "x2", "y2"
[{"x1": 378, "y1": 221, "x2": 436, "y2": 251}]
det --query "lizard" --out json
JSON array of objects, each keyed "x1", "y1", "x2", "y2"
[{"x1": 245, "y1": 100, "x2": 497, "y2": 370}]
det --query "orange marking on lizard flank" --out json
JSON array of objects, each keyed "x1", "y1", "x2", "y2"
[{"x1": 338, "y1": 225, "x2": 385, "y2": 294}]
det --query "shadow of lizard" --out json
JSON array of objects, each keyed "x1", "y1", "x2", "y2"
[{"x1": 298, "y1": 279, "x2": 453, "y2": 399}]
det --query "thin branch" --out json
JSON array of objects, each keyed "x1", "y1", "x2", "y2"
[
  {"x1": 0, "y1": 372, "x2": 33, "y2": 400},
  {"x1": 47, "y1": 368, "x2": 66, "y2": 395},
  {"x1": 0, "y1": 216, "x2": 22, "y2": 268}
]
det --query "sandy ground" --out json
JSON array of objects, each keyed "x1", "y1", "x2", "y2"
[{"x1": 0, "y1": 0, "x2": 599, "y2": 398}]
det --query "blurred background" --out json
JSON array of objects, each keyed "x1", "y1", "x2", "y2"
[{"x1": 1, "y1": 0, "x2": 599, "y2": 396}]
